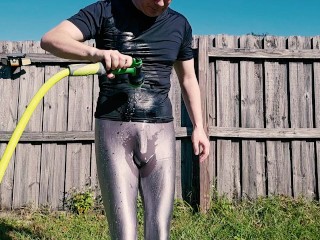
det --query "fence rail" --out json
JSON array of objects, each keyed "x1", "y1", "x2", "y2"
[{"x1": 1, "y1": 35, "x2": 320, "y2": 212}]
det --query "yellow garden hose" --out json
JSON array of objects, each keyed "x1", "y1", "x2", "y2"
[{"x1": 0, "y1": 59, "x2": 143, "y2": 183}]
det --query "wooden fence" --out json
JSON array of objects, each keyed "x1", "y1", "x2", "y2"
[{"x1": 1, "y1": 35, "x2": 320, "y2": 212}]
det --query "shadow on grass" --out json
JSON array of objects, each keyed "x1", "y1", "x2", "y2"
[{"x1": 0, "y1": 221, "x2": 44, "y2": 240}]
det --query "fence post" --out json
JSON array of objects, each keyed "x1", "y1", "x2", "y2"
[{"x1": 198, "y1": 36, "x2": 211, "y2": 212}]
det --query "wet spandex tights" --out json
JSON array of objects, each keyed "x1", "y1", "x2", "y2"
[{"x1": 95, "y1": 119, "x2": 176, "y2": 240}]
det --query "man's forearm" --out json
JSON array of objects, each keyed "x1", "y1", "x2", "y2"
[
  {"x1": 181, "y1": 78, "x2": 204, "y2": 129},
  {"x1": 40, "y1": 20, "x2": 103, "y2": 62},
  {"x1": 41, "y1": 34, "x2": 100, "y2": 62}
]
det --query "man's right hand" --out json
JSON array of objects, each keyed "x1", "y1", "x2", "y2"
[{"x1": 92, "y1": 49, "x2": 133, "y2": 79}]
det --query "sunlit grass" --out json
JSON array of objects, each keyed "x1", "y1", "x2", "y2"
[{"x1": 1, "y1": 195, "x2": 319, "y2": 240}]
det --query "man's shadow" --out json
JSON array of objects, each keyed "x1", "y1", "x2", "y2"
[{"x1": 0, "y1": 221, "x2": 44, "y2": 240}]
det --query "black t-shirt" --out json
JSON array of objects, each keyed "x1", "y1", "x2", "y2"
[{"x1": 68, "y1": 0, "x2": 193, "y2": 122}]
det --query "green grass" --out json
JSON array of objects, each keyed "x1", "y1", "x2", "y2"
[{"x1": 1, "y1": 195, "x2": 320, "y2": 240}]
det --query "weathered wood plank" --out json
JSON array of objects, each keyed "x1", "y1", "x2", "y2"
[
  {"x1": 0, "y1": 41, "x2": 22, "y2": 209},
  {"x1": 313, "y1": 36, "x2": 320, "y2": 200},
  {"x1": 86, "y1": 40, "x2": 98, "y2": 196},
  {"x1": 3, "y1": 126, "x2": 320, "y2": 141},
  {"x1": 288, "y1": 36, "x2": 316, "y2": 199},
  {"x1": 3, "y1": 47, "x2": 320, "y2": 64},
  {"x1": 12, "y1": 41, "x2": 44, "y2": 208},
  {"x1": 264, "y1": 36, "x2": 292, "y2": 196},
  {"x1": 65, "y1": 72, "x2": 93, "y2": 197},
  {"x1": 216, "y1": 34, "x2": 241, "y2": 199},
  {"x1": 198, "y1": 36, "x2": 213, "y2": 212},
  {"x1": 90, "y1": 74, "x2": 100, "y2": 199},
  {"x1": 2, "y1": 126, "x2": 320, "y2": 142},
  {"x1": 207, "y1": 48, "x2": 320, "y2": 59},
  {"x1": 240, "y1": 35, "x2": 266, "y2": 199},
  {"x1": 196, "y1": 35, "x2": 216, "y2": 211},
  {"x1": 208, "y1": 34, "x2": 217, "y2": 201},
  {"x1": 169, "y1": 69, "x2": 182, "y2": 199},
  {"x1": 39, "y1": 65, "x2": 68, "y2": 210},
  {"x1": 209, "y1": 127, "x2": 320, "y2": 139}
]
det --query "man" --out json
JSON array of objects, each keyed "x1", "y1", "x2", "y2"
[{"x1": 41, "y1": 0, "x2": 209, "y2": 239}]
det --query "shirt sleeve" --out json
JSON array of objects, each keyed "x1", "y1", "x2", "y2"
[
  {"x1": 177, "y1": 20, "x2": 194, "y2": 61},
  {"x1": 67, "y1": 1, "x2": 109, "y2": 40}
]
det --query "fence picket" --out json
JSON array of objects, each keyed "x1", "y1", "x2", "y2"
[
  {"x1": 216, "y1": 34, "x2": 241, "y2": 199},
  {"x1": 239, "y1": 35, "x2": 266, "y2": 199},
  {"x1": 288, "y1": 36, "x2": 316, "y2": 199},
  {"x1": 39, "y1": 65, "x2": 68, "y2": 210},
  {"x1": 12, "y1": 41, "x2": 44, "y2": 208},
  {"x1": 313, "y1": 36, "x2": 320, "y2": 200},
  {"x1": 65, "y1": 74, "x2": 93, "y2": 196},
  {"x1": 0, "y1": 41, "x2": 21, "y2": 209},
  {"x1": 264, "y1": 36, "x2": 292, "y2": 196},
  {"x1": 90, "y1": 74, "x2": 100, "y2": 199}
]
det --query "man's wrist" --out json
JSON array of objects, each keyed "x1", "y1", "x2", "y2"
[{"x1": 193, "y1": 123, "x2": 204, "y2": 129}]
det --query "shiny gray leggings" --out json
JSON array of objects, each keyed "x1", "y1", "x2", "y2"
[{"x1": 95, "y1": 119, "x2": 176, "y2": 240}]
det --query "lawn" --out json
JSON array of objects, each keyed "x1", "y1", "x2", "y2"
[{"x1": 0, "y1": 195, "x2": 319, "y2": 240}]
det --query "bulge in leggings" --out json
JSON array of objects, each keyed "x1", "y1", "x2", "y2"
[{"x1": 95, "y1": 118, "x2": 176, "y2": 240}]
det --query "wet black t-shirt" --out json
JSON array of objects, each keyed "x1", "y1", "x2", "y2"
[{"x1": 68, "y1": 0, "x2": 193, "y2": 122}]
